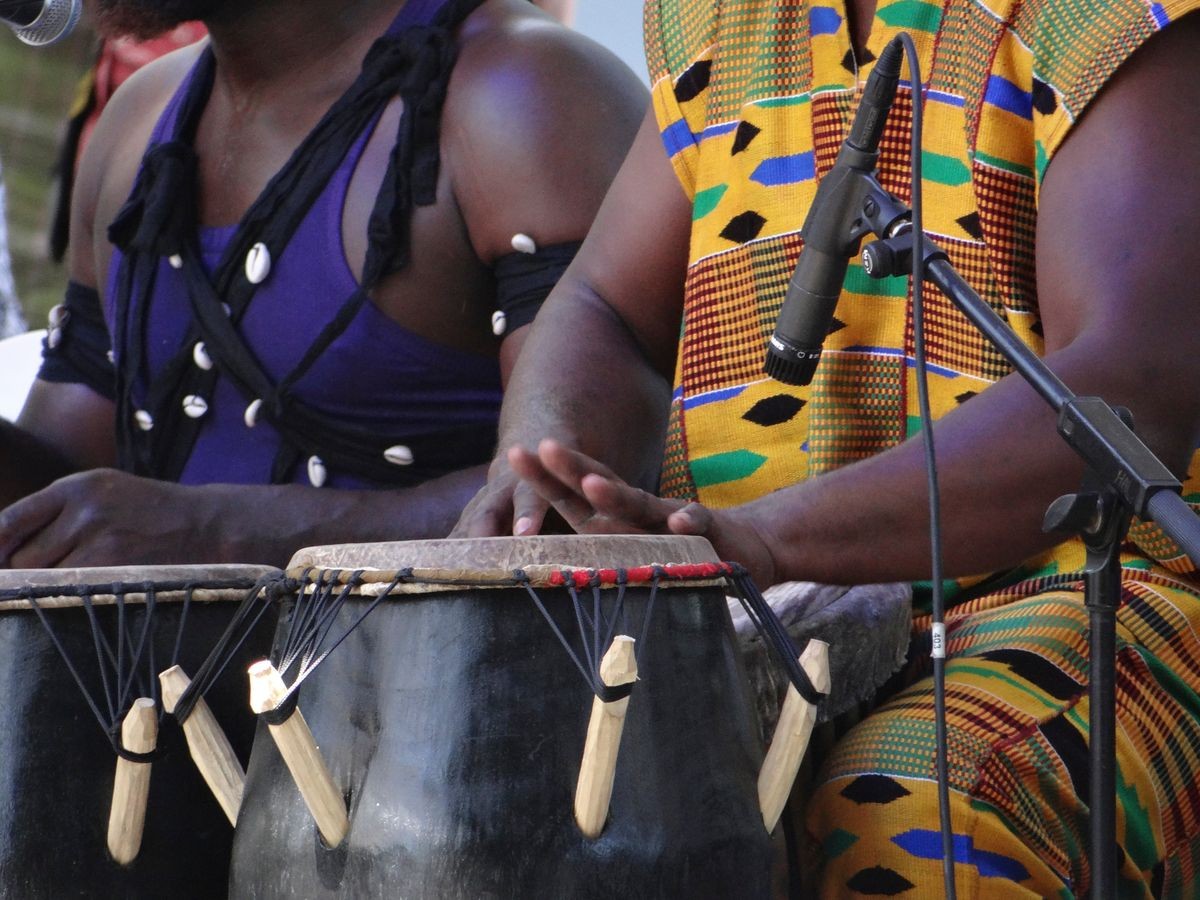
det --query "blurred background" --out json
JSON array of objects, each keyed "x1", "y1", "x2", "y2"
[
  {"x1": 0, "y1": 0, "x2": 646, "y2": 331},
  {"x1": 0, "y1": 25, "x2": 91, "y2": 328}
]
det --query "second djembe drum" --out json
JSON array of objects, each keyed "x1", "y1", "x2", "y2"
[{"x1": 229, "y1": 535, "x2": 786, "y2": 898}]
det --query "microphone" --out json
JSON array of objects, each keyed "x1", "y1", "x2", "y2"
[
  {"x1": 1, "y1": 0, "x2": 81, "y2": 46},
  {"x1": 764, "y1": 36, "x2": 905, "y2": 386}
]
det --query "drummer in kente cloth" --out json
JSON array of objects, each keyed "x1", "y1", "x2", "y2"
[
  {"x1": 458, "y1": 0, "x2": 1200, "y2": 895},
  {"x1": 0, "y1": 0, "x2": 646, "y2": 568}
]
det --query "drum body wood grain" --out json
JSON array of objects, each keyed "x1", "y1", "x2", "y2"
[
  {"x1": 0, "y1": 565, "x2": 275, "y2": 899},
  {"x1": 230, "y1": 536, "x2": 782, "y2": 898}
]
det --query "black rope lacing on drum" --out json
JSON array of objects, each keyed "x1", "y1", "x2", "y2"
[
  {"x1": 170, "y1": 572, "x2": 289, "y2": 726},
  {"x1": 107, "y1": 0, "x2": 491, "y2": 486},
  {"x1": 230, "y1": 567, "x2": 402, "y2": 725},
  {"x1": 157, "y1": 561, "x2": 827, "y2": 729},
  {"x1": 519, "y1": 567, "x2": 654, "y2": 703},
  {"x1": 725, "y1": 565, "x2": 825, "y2": 705},
  {"x1": 3, "y1": 578, "x2": 261, "y2": 760}
]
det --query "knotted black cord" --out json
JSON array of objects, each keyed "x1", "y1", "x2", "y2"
[
  {"x1": 0, "y1": 578, "x2": 261, "y2": 603},
  {"x1": 9, "y1": 580, "x2": 255, "y2": 760},
  {"x1": 518, "y1": 573, "x2": 593, "y2": 691},
  {"x1": 599, "y1": 571, "x2": 630, "y2": 663},
  {"x1": 569, "y1": 572, "x2": 597, "y2": 684},
  {"x1": 171, "y1": 573, "x2": 289, "y2": 726},
  {"x1": 149, "y1": 559, "x2": 832, "y2": 724},
  {"x1": 636, "y1": 567, "x2": 663, "y2": 663},
  {"x1": 518, "y1": 568, "x2": 645, "y2": 704},
  {"x1": 253, "y1": 569, "x2": 406, "y2": 724},
  {"x1": 111, "y1": 583, "x2": 158, "y2": 721},
  {"x1": 25, "y1": 594, "x2": 115, "y2": 746},
  {"x1": 726, "y1": 567, "x2": 826, "y2": 706}
]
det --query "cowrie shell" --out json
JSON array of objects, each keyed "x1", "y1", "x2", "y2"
[
  {"x1": 168, "y1": 254, "x2": 183, "y2": 270},
  {"x1": 244, "y1": 398, "x2": 262, "y2": 428},
  {"x1": 193, "y1": 341, "x2": 213, "y2": 371},
  {"x1": 384, "y1": 445, "x2": 414, "y2": 466},
  {"x1": 491, "y1": 310, "x2": 507, "y2": 336},
  {"x1": 245, "y1": 242, "x2": 272, "y2": 285},
  {"x1": 135, "y1": 410, "x2": 154, "y2": 431},
  {"x1": 307, "y1": 455, "x2": 327, "y2": 488},
  {"x1": 182, "y1": 395, "x2": 208, "y2": 418},
  {"x1": 510, "y1": 233, "x2": 537, "y2": 255}
]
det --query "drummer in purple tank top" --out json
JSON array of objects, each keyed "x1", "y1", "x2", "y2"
[{"x1": 0, "y1": 0, "x2": 647, "y2": 568}]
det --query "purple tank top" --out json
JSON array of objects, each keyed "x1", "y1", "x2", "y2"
[{"x1": 105, "y1": 0, "x2": 501, "y2": 490}]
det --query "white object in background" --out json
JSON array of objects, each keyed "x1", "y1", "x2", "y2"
[
  {"x1": 0, "y1": 329, "x2": 45, "y2": 422},
  {"x1": 0, "y1": 163, "x2": 26, "y2": 339}
]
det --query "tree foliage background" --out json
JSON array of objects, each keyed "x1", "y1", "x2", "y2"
[{"x1": 0, "y1": 25, "x2": 94, "y2": 334}]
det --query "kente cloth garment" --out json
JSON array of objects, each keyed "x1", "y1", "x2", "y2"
[
  {"x1": 104, "y1": 0, "x2": 502, "y2": 489},
  {"x1": 645, "y1": 0, "x2": 1200, "y2": 895}
]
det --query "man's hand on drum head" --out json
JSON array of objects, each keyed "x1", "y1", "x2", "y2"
[{"x1": 496, "y1": 439, "x2": 779, "y2": 586}]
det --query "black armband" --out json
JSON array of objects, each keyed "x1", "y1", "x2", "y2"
[
  {"x1": 491, "y1": 240, "x2": 582, "y2": 334},
  {"x1": 37, "y1": 280, "x2": 116, "y2": 400}
]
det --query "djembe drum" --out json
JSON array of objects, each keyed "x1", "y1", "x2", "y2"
[
  {"x1": 229, "y1": 535, "x2": 806, "y2": 898},
  {"x1": 0, "y1": 565, "x2": 277, "y2": 898}
]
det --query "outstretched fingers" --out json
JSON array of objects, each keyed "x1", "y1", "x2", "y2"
[
  {"x1": 577, "y1": 472, "x2": 674, "y2": 531},
  {"x1": 507, "y1": 442, "x2": 604, "y2": 531},
  {"x1": 530, "y1": 439, "x2": 684, "y2": 533}
]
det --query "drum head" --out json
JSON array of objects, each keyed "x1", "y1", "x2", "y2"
[{"x1": 289, "y1": 534, "x2": 718, "y2": 573}]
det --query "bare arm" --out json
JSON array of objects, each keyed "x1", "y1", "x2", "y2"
[
  {"x1": 531, "y1": 0, "x2": 574, "y2": 25},
  {"x1": 456, "y1": 105, "x2": 694, "y2": 536},
  {"x1": 0, "y1": 411, "x2": 81, "y2": 508},
  {"x1": 463, "y1": 17, "x2": 1200, "y2": 587}
]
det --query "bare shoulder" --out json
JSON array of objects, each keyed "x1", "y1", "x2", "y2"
[
  {"x1": 443, "y1": 0, "x2": 649, "y2": 261},
  {"x1": 70, "y1": 41, "x2": 208, "y2": 290}
]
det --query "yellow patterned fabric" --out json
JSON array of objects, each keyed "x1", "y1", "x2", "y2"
[
  {"x1": 645, "y1": 0, "x2": 1200, "y2": 599},
  {"x1": 808, "y1": 569, "x2": 1200, "y2": 896},
  {"x1": 644, "y1": 0, "x2": 1200, "y2": 894}
]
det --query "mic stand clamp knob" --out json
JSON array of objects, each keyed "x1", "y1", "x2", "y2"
[{"x1": 862, "y1": 236, "x2": 910, "y2": 279}]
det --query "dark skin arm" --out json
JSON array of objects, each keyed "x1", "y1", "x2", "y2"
[
  {"x1": 458, "y1": 17, "x2": 1200, "y2": 588},
  {"x1": 0, "y1": 410, "x2": 85, "y2": 508},
  {"x1": 455, "y1": 105, "x2": 691, "y2": 537},
  {"x1": 0, "y1": 4, "x2": 648, "y2": 568}
]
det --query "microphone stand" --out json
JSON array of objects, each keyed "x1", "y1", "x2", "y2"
[{"x1": 841, "y1": 172, "x2": 1200, "y2": 898}]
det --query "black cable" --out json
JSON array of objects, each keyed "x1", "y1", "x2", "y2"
[{"x1": 894, "y1": 32, "x2": 957, "y2": 900}]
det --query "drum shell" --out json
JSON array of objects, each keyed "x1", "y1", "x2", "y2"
[
  {"x1": 0, "y1": 598, "x2": 271, "y2": 899},
  {"x1": 230, "y1": 582, "x2": 781, "y2": 898}
]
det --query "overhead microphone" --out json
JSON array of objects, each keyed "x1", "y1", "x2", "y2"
[
  {"x1": 764, "y1": 36, "x2": 905, "y2": 386},
  {"x1": 0, "y1": 0, "x2": 81, "y2": 46}
]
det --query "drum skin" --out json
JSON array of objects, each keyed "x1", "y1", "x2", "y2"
[
  {"x1": 0, "y1": 568, "x2": 275, "y2": 899},
  {"x1": 230, "y1": 537, "x2": 783, "y2": 899}
]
